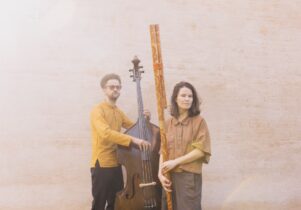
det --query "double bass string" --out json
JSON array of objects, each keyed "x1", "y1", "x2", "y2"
[
  {"x1": 135, "y1": 62, "x2": 156, "y2": 208},
  {"x1": 141, "y1": 118, "x2": 150, "y2": 207},
  {"x1": 136, "y1": 81, "x2": 147, "y2": 207},
  {"x1": 137, "y1": 117, "x2": 150, "y2": 207},
  {"x1": 137, "y1": 77, "x2": 156, "y2": 207},
  {"x1": 142, "y1": 118, "x2": 156, "y2": 207},
  {"x1": 139, "y1": 116, "x2": 153, "y2": 206},
  {"x1": 138, "y1": 118, "x2": 148, "y2": 206},
  {"x1": 145, "y1": 126, "x2": 156, "y2": 207}
]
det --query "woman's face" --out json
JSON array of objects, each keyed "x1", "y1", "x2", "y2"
[{"x1": 176, "y1": 86, "x2": 193, "y2": 112}]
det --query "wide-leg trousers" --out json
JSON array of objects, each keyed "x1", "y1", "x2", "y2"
[{"x1": 161, "y1": 172, "x2": 202, "y2": 210}]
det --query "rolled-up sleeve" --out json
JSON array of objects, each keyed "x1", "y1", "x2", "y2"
[{"x1": 191, "y1": 118, "x2": 211, "y2": 164}]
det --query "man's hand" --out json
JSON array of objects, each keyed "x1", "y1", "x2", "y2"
[
  {"x1": 143, "y1": 109, "x2": 151, "y2": 121},
  {"x1": 131, "y1": 137, "x2": 151, "y2": 151}
]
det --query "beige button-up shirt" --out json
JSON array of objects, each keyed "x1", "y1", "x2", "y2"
[{"x1": 165, "y1": 115, "x2": 211, "y2": 174}]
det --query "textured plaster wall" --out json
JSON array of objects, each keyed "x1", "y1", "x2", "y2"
[{"x1": 0, "y1": 0, "x2": 300, "y2": 210}]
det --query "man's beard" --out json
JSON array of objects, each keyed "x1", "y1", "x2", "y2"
[{"x1": 108, "y1": 92, "x2": 120, "y2": 101}]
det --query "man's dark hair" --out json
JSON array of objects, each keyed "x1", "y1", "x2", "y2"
[
  {"x1": 170, "y1": 81, "x2": 201, "y2": 118},
  {"x1": 100, "y1": 73, "x2": 121, "y2": 88}
]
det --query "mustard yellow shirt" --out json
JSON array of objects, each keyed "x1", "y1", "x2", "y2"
[{"x1": 90, "y1": 101, "x2": 134, "y2": 167}]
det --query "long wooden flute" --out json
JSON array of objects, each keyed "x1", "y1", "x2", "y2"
[{"x1": 150, "y1": 24, "x2": 173, "y2": 210}]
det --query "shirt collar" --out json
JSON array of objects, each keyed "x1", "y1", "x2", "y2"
[
  {"x1": 101, "y1": 101, "x2": 117, "y2": 109},
  {"x1": 171, "y1": 116, "x2": 190, "y2": 126}
]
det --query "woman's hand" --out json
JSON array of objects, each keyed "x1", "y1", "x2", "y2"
[
  {"x1": 158, "y1": 169, "x2": 172, "y2": 192},
  {"x1": 161, "y1": 159, "x2": 179, "y2": 173}
]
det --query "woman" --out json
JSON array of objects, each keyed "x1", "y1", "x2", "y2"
[{"x1": 158, "y1": 81, "x2": 211, "y2": 210}]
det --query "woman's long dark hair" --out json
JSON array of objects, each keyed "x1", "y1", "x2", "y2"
[{"x1": 170, "y1": 81, "x2": 201, "y2": 118}]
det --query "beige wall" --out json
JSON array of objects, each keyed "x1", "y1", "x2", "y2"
[{"x1": 1, "y1": 0, "x2": 300, "y2": 209}]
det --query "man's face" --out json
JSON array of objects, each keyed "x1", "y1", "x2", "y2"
[{"x1": 103, "y1": 79, "x2": 122, "y2": 101}]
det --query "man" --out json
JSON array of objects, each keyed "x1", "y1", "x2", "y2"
[{"x1": 90, "y1": 73, "x2": 150, "y2": 210}]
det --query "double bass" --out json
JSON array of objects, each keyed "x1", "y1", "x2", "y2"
[{"x1": 114, "y1": 56, "x2": 162, "y2": 210}]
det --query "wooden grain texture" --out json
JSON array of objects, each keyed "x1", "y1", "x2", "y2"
[{"x1": 150, "y1": 24, "x2": 172, "y2": 210}]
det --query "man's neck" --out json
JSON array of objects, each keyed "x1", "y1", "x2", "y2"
[{"x1": 105, "y1": 98, "x2": 116, "y2": 106}]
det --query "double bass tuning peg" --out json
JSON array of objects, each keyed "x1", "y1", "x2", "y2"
[
  {"x1": 130, "y1": 75, "x2": 136, "y2": 81},
  {"x1": 138, "y1": 66, "x2": 144, "y2": 74}
]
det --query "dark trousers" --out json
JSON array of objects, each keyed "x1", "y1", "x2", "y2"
[{"x1": 91, "y1": 160, "x2": 124, "y2": 210}]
